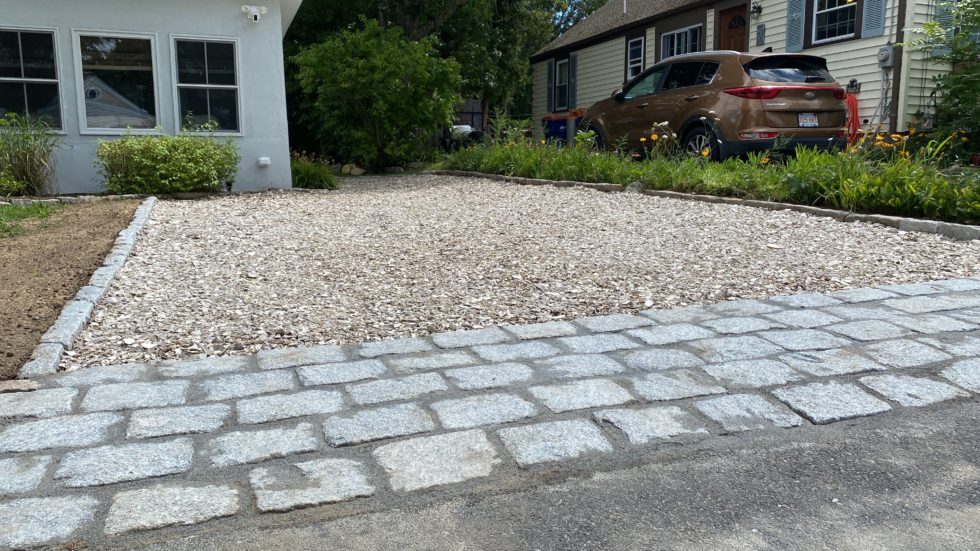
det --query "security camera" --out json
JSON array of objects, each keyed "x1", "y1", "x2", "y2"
[{"x1": 242, "y1": 5, "x2": 268, "y2": 23}]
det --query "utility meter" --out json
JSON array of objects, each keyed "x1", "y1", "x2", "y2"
[{"x1": 877, "y1": 44, "x2": 894, "y2": 68}]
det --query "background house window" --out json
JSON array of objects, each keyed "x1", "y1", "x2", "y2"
[
  {"x1": 626, "y1": 37, "x2": 644, "y2": 81},
  {"x1": 554, "y1": 58, "x2": 569, "y2": 111},
  {"x1": 175, "y1": 39, "x2": 239, "y2": 132},
  {"x1": 79, "y1": 35, "x2": 156, "y2": 130},
  {"x1": 661, "y1": 25, "x2": 703, "y2": 60},
  {"x1": 813, "y1": 0, "x2": 857, "y2": 43},
  {"x1": 0, "y1": 29, "x2": 61, "y2": 128}
]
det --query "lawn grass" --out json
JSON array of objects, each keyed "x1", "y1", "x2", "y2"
[{"x1": 0, "y1": 203, "x2": 63, "y2": 237}]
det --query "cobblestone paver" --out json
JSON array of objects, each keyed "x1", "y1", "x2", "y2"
[{"x1": 1, "y1": 279, "x2": 977, "y2": 547}]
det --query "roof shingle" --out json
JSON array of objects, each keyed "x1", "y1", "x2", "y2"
[{"x1": 535, "y1": 0, "x2": 701, "y2": 59}]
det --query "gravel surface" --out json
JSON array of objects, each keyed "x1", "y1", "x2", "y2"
[{"x1": 64, "y1": 174, "x2": 980, "y2": 368}]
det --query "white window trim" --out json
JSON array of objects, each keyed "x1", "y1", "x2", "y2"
[
  {"x1": 811, "y1": 0, "x2": 858, "y2": 45},
  {"x1": 660, "y1": 24, "x2": 703, "y2": 61},
  {"x1": 627, "y1": 36, "x2": 645, "y2": 80},
  {"x1": 71, "y1": 29, "x2": 162, "y2": 136},
  {"x1": 0, "y1": 25, "x2": 66, "y2": 133},
  {"x1": 170, "y1": 34, "x2": 244, "y2": 137},
  {"x1": 554, "y1": 58, "x2": 569, "y2": 112}
]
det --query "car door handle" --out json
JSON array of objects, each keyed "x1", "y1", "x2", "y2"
[
  {"x1": 636, "y1": 103, "x2": 649, "y2": 109},
  {"x1": 684, "y1": 95, "x2": 700, "y2": 102}
]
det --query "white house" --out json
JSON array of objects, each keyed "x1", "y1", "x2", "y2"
[
  {"x1": 531, "y1": 0, "x2": 950, "y2": 138},
  {"x1": 0, "y1": 0, "x2": 302, "y2": 193}
]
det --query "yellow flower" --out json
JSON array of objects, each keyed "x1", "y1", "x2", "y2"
[
  {"x1": 760, "y1": 156, "x2": 770, "y2": 165},
  {"x1": 900, "y1": 150, "x2": 910, "y2": 158},
  {"x1": 540, "y1": 139, "x2": 545, "y2": 145},
  {"x1": 882, "y1": 142, "x2": 894, "y2": 148},
  {"x1": 961, "y1": 136, "x2": 970, "y2": 142},
  {"x1": 701, "y1": 147, "x2": 711, "y2": 157},
  {"x1": 908, "y1": 127, "x2": 917, "y2": 135},
  {"x1": 890, "y1": 134, "x2": 902, "y2": 141},
  {"x1": 640, "y1": 137, "x2": 647, "y2": 143},
  {"x1": 650, "y1": 134, "x2": 659, "y2": 141}
]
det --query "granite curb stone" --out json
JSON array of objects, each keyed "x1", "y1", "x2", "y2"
[{"x1": 19, "y1": 197, "x2": 158, "y2": 378}]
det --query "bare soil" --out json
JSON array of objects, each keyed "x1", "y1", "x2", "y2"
[{"x1": 0, "y1": 200, "x2": 139, "y2": 379}]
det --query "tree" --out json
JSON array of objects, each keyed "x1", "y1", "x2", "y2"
[
  {"x1": 551, "y1": 0, "x2": 606, "y2": 35},
  {"x1": 439, "y1": 0, "x2": 554, "y2": 122},
  {"x1": 293, "y1": 19, "x2": 462, "y2": 169}
]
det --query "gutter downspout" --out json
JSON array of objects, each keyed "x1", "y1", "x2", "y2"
[{"x1": 889, "y1": 0, "x2": 909, "y2": 132}]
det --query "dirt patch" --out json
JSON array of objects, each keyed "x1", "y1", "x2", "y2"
[{"x1": 0, "y1": 200, "x2": 139, "y2": 379}]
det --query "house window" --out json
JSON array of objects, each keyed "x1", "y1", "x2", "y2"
[
  {"x1": 175, "y1": 39, "x2": 240, "y2": 132},
  {"x1": 0, "y1": 29, "x2": 61, "y2": 129},
  {"x1": 626, "y1": 37, "x2": 644, "y2": 81},
  {"x1": 812, "y1": 0, "x2": 857, "y2": 44},
  {"x1": 661, "y1": 25, "x2": 703, "y2": 60},
  {"x1": 78, "y1": 34, "x2": 157, "y2": 130},
  {"x1": 554, "y1": 58, "x2": 569, "y2": 111}
]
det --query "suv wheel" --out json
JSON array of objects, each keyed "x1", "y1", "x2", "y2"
[{"x1": 684, "y1": 127, "x2": 721, "y2": 161}]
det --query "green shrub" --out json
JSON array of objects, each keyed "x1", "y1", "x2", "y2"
[
  {"x1": 0, "y1": 170, "x2": 22, "y2": 197},
  {"x1": 96, "y1": 131, "x2": 240, "y2": 194},
  {"x1": 0, "y1": 113, "x2": 60, "y2": 196},
  {"x1": 447, "y1": 139, "x2": 980, "y2": 224},
  {"x1": 293, "y1": 19, "x2": 461, "y2": 170},
  {"x1": 291, "y1": 153, "x2": 338, "y2": 190}
]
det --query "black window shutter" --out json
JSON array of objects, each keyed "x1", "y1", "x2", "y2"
[
  {"x1": 568, "y1": 54, "x2": 578, "y2": 109},
  {"x1": 546, "y1": 59, "x2": 554, "y2": 112}
]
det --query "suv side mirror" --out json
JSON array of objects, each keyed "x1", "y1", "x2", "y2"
[{"x1": 613, "y1": 89, "x2": 625, "y2": 102}]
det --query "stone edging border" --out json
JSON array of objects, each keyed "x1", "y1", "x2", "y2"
[
  {"x1": 430, "y1": 170, "x2": 980, "y2": 242},
  {"x1": 2, "y1": 194, "x2": 147, "y2": 206},
  {"x1": 18, "y1": 197, "x2": 158, "y2": 379}
]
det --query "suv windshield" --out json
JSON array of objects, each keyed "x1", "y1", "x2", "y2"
[{"x1": 744, "y1": 56, "x2": 833, "y2": 83}]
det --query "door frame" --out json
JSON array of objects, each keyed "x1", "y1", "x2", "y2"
[{"x1": 714, "y1": 2, "x2": 750, "y2": 51}]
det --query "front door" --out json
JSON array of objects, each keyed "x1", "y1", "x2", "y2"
[{"x1": 718, "y1": 5, "x2": 748, "y2": 51}]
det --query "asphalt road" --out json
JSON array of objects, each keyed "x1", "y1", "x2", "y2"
[{"x1": 117, "y1": 398, "x2": 980, "y2": 551}]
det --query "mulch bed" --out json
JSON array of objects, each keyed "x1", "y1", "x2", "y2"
[{"x1": 0, "y1": 200, "x2": 139, "y2": 379}]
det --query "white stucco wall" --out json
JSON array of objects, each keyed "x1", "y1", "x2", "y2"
[{"x1": 0, "y1": 0, "x2": 293, "y2": 193}]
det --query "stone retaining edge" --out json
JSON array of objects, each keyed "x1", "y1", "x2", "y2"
[
  {"x1": 430, "y1": 170, "x2": 980, "y2": 242},
  {"x1": 18, "y1": 197, "x2": 158, "y2": 379}
]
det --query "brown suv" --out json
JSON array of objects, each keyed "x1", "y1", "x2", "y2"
[{"x1": 581, "y1": 51, "x2": 846, "y2": 159}]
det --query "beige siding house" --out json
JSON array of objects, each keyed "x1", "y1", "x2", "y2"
[{"x1": 531, "y1": 0, "x2": 949, "y2": 139}]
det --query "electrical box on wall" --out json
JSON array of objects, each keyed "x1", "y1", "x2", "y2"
[
  {"x1": 877, "y1": 44, "x2": 894, "y2": 68},
  {"x1": 257, "y1": 157, "x2": 272, "y2": 168}
]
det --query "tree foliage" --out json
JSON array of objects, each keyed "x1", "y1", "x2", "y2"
[
  {"x1": 293, "y1": 20, "x2": 462, "y2": 169},
  {"x1": 284, "y1": 0, "x2": 604, "y2": 157},
  {"x1": 551, "y1": 0, "x2": 607, "y2": 35}
]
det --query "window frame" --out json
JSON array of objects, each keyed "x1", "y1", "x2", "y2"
[
  {"x1": 626, "y1": 36, "x2": 645, "y2": 82},
  {"x1": 660, "y1": 24, "x2": 704, "y2": 61},
  {"x1": 72, "y1": 29, "x2": 161, "y2": 136},
  {"x1": 811, "y1": 0, "x2": 859, "y2": 46},
  {"x1": 170, "y1": 34, "x2": 243, "y2": 137},
  {"x1": 0, "y1": 25, "x2": 65, "y2": 133},
  {"x1": 554, "y1": 57, "x2": 569, "y2": 112}
]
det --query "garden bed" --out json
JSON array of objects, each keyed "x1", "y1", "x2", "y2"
[
  {"x1": 64, "y1": 175, "x2": 979, "y2": 368},
  {"x1": 0, "y1": 200, "x2": 139, "y2": 379},
  {"x1": 446, "y1": 140, "x2": 980, "y2": 225}
]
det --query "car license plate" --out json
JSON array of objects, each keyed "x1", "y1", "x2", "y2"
[{"x1": 798, "y1": 113, "x2": 819, "y2": 127}]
